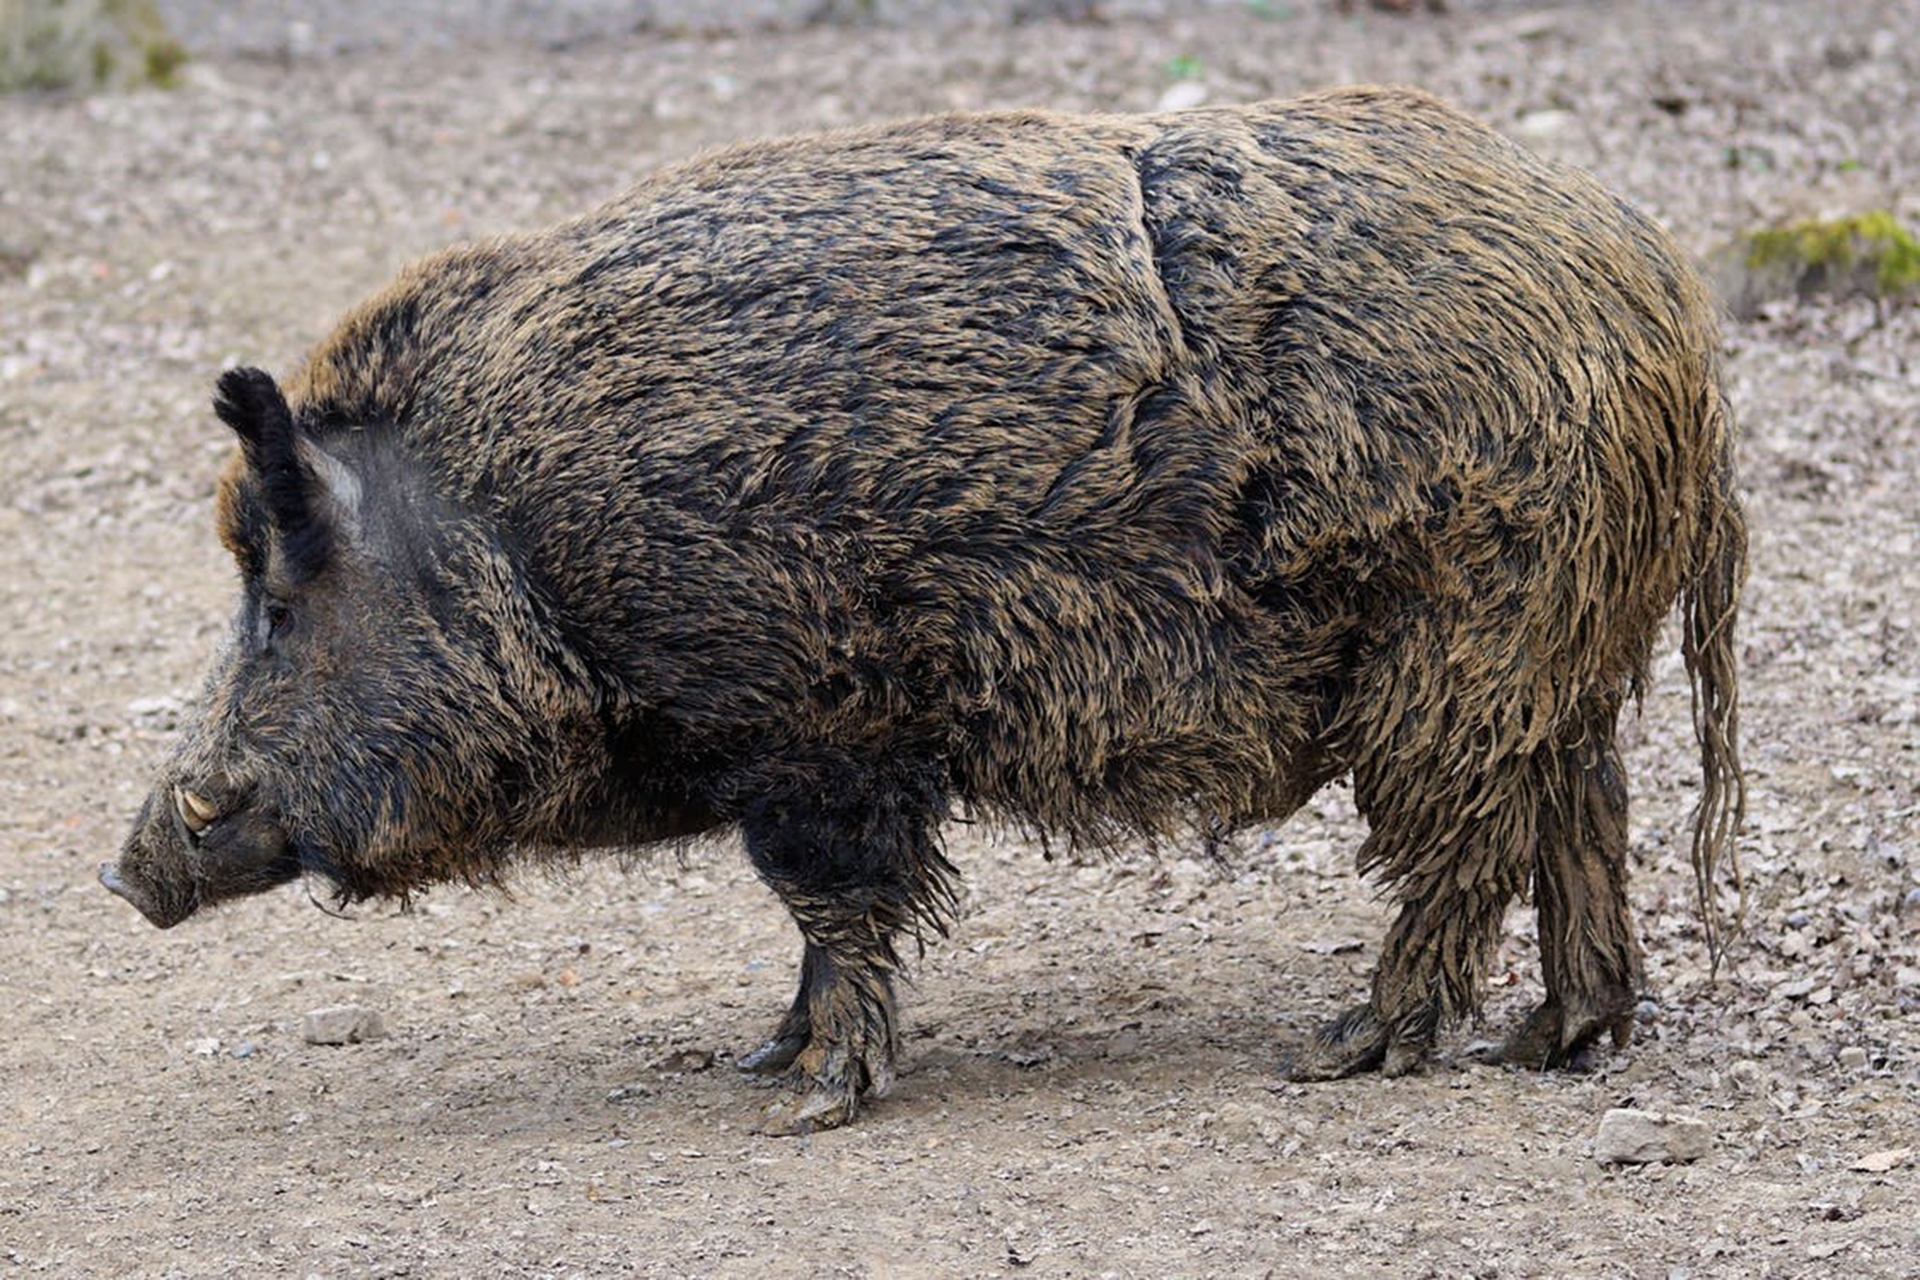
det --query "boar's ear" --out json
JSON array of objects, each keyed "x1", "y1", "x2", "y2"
[
  {"x1": 213, "y1": 367, "x2": 332, "y2": 584},
  {"x1": 294, "y1": 436, "x2": 364, "y2": 543}
]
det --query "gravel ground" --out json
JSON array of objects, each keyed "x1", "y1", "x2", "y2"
[{"x1": 2, "y1": 1, "x2": 1916, "y2": 1276}]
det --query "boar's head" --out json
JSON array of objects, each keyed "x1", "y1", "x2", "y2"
[{"x1": 102, "y1": 367, "x2": 605, "y2": 927}]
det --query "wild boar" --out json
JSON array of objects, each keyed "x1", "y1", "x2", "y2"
[{"x1": 103, "y1": 86, "x2": 1746, "y2": 1133}]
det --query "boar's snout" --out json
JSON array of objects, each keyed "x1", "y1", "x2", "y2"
[
  {"x1": 101, "y1": 790, "x2": 197, "y2": 928},
  {"x1": 97, "y1": 861, "x2": 184, "y2": 929},
  {"x1": 103, "y1": 778, "x2": 301, "y2": 929}
]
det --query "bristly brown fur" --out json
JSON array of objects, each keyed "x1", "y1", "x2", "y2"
[{"x1": 115, "y1": 86, "x2": 1746, "y2": 1126}]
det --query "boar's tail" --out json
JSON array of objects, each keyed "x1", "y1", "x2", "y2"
[{"x1": 1681, "y1": 398, "x2": 1748, "y2": 975}]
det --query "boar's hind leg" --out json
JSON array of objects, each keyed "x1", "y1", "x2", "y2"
[
  {"x1": 1286, "y1": 736, "x2": 1545, "y2": 1080},
  {"x1": 738, "y1": 762, "x2": 956, "y2": 1135},
  {"x1": 1499, "y1": 703, "x2": 1641, "y2": 1069}
]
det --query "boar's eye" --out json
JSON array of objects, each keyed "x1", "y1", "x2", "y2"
[{"x1": 264, "y1": 600, "x2": 293, "y2": 644}]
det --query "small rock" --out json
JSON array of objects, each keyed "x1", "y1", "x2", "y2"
[
  {"x1": 1634, "y1": 998, "x2": 1661, "y2": 1024},
  {"x1": 1838, "y1": 1046, "x2": 1868, "y2": 1070},
  {"x1": 231, "y1": 1041, "x2": 256, "y2": 1059},
  {"x1": 1471, "y1": 12, "x2": 1561, "y2": 44},
  {"x1": 1728, "y1": 1059, "x2": 1766, "y2": 1092},
  {"x1": 1208, "y1": 1099, "x2": 1282, "y2": 1148},
  {"x1": 301, "y1": 1004, "x2": 387, "y2": 1045},
  {"x1": 1709, "y1": 213, "x2": 1920, "y2": 320},
  {"x1": 125, "y1": 694, "x2": 184, "y2": 726},
  {"x1": 1155, "y1": 81, "x2": 1210, "y2": 113},
  {"x1": 1515, "y1": 109, "x2": 1573, "y2": 139},
  {"x1": 1594, "y1": 1108, "x2": 1712, "y2": 1164},
  {"x1": 1850, "y1": 1147, "x2": 1909, "y2": 1173},
  {"x1": 656, "y1": 1047, "x2": 714, "y2": 1073},
  {"x1": 185, "y1": 1036, "x2": 220, "y2": 1056}
]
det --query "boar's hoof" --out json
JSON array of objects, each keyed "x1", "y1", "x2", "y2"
[
  {"x1": 752, "y1": 1037, "x2": 894, "y2": 1135},
  {"x1": 1284, "y1": 1003, "x2": 1433, "y2": 1081},
  {"x1": 737, "y1": 1030, "x2": 810, "y2": 1076},
  {"x1": 1283, "y1": 1003, "x2": 1389, "y2": 1080},
  {"x1": 1497, "y1": 1001, "x2": 1633, "y2": 1072},
  {"x1": 756, "y1": 1079, "x2": 862, "y2": 1136}
]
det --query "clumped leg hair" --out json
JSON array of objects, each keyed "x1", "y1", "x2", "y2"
[
  {"x1": 1502, "y1": 698, "x2": 1642, "y2": 1068},
  {"x1": 1285, "y1": 651, "x2": 1623, "y2": 1080},
  {"x1": 1284, "y1": 756, "x2": 1539, "y2": 1079},
  {"x1": 732, "y1": 750, "x2": 957, "y2": 1134}
]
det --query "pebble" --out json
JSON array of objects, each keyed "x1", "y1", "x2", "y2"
[
  {"x1": 1594, "y1": 1108, "x2": 1712, "y2": 1164},
  {"x1": 1634, "y1": 998, "x2": 1660, "y2": 1024},
  {"x1": 1208, "y1": 1099, "x2": 1283, "y2": 1148},
  {"x1": 1155, "y1": 81, "x2": 1210, "y2": 113},
  {"x1": 1838, "y1": 1046, "x2": 1868, "y2": 1070},
  {"x1": 301, "y1": 1004, "x2": 387, "y2": 1045},
  {"x1": 1515, "y1": 109, "x2": 1573, "y2": 138},
  {"x1": 655, "y1": 1047, "x2": 714, "y2": 1073}
]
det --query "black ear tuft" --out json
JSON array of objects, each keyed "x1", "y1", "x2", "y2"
[
  {"x1": 212, "y1": 366, "x2": 333, "y2": 583},
  {"x1": 213, "y1": 366, "x2": 292, "y2": 454}
]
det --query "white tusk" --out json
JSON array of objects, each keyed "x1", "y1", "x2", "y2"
[{"x1": 176, "y1": 787, "x2": 220, "y2": 833}]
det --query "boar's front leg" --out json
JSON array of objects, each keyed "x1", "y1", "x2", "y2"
[
  {"x1": 736, "y1": 758, "x2": 955, "y2": 1135},
  {"x1": 736, "y1": 944, "x2": 825, "y2": 1077}
]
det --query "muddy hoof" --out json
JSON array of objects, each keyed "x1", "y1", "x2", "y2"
[
  {"x1": 737, "y1": 1031, "x2": 808, "y2": 1075},
  {"x1": 1498, "y1": 1001, "x2": 1632, "y2": 1071},
  {"x1": 1283, "y1": 1003, "x2": 1391, "y2": 1081},
  {"x1": 755, "y1": 1079, "x2": 861, "y2": 1135}
]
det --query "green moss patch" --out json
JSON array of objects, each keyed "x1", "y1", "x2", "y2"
[
  {"x1": 1, "y1": 0, "x2": 186, "y2": 94},
  {"x1": 1713, "y1": 211, "x2": 1920, "y2": 319},
  {"x1": 1743, "y1": 213, "x2": 1920, "y2": 295}
]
